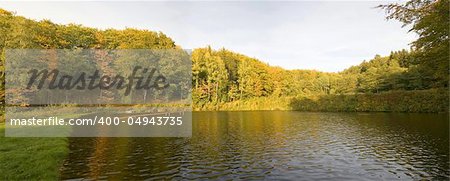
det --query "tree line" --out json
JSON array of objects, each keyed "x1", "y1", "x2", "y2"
[
  {"x1": 193, "y1": 0, "x2": 449, "y2": 111},
  {"x1": 0, "y1": 0, "x2": 448, "y2": 112}
]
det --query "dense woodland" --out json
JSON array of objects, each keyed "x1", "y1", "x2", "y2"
[{"x1": 0, "y1": 0, "x2": 448, "y2": 113}]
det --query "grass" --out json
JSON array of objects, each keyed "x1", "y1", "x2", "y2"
[
  {"x1": 0, "y1": 113, "x2": 84, "y2": 181},
  {"x1": 290, "y1": 89, "x2": 449, "y2": 113},
  {"x1": 0, "y1": 123, "x2": 68, "y2": 180},
  {"x1": 195, "y1": 96, "x2": 292, "y2": 111},
  {"x1": 195, "y1": 89, "x2": 448, "y2": 113}
]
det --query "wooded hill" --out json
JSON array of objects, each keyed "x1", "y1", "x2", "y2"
[{"x1": 0, "y1": 0, "x2": 448, "y2": 112}]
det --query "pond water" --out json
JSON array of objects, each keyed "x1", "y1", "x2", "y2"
[{"x1": 60, "y1": 111, "x2": 449, "y2": 180}]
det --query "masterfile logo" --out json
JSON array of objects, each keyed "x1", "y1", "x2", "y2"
[{"x1": 5, "y1": 49, "x2": 192, "y2": 105}]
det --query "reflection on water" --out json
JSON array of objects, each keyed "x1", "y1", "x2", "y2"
[{"x1": 60, "y1": 111, "x2": 449, "y2": 180}]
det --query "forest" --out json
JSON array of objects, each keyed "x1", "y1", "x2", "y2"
[{"x1": 0, "y1": 0, "x2": 448, "y2": 113}]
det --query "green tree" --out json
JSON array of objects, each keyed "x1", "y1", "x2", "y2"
[{"x1": 379, "y1": 0, "x2": 449, "y2": 87}]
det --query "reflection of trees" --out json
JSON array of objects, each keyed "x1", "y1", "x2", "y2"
[{"x1": 61, "y1": 112, "x2": 448, "y2": 180}]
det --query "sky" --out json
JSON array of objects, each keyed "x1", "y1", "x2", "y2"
[{"x1": 0, "y1": 1, "x2": 416, "y2": 72}]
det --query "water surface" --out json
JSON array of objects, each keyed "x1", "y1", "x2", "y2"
[{"x1": 60, "y1": 111, "x2": 449, "y2": 180}]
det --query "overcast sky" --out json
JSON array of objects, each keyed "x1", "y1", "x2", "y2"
[{"x1": 0, "y1": 1, "x2": 416, "y2": 72}]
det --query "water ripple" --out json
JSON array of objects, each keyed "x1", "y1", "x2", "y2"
[{"x1": 60, "y1": 112, "x2": 449, "y2": 180}]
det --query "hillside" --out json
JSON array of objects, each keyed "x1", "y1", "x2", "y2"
[{"x1": 0, "y1": 8, "x2": 448, "y2": 112}]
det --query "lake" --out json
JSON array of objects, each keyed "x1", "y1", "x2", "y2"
[{"x1": 60, "y1": 111, "x2": 449, "y2": 180}]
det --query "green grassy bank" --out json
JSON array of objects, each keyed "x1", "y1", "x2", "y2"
[
  {"x1": 195, "y1": 96, "x2": 292, "y2": 111},
  {"x1": 195, "y1": 89, "x2": 449, "y2": 113},
  {"x1": 0, "y1": 111, "x2": 85, "y2": 180},
  {"x1": 0, "y1": 123, "x2": 68, "y2": 180},
  {"x1": 290, "y1": 89, "x2": 449, "y2": 113}
]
